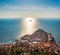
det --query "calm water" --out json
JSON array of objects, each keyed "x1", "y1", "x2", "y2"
[
  {"x1": 0, "y1": 19, "x2": 22, "y2": 43},
  {"x1": 38, "y1": 19, "x2": 60, "y2": 46},
  {"x1": 0, "y1": 18, "x2": 60, "y2": 46}
]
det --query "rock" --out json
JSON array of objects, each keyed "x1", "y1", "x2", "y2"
[{"x1": 21, "y1": 28, "x2": 56, "y2": 44}]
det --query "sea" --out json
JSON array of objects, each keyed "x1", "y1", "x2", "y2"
[{"x1": 0, "y1": 18, "x2": 60, "y2": 46}]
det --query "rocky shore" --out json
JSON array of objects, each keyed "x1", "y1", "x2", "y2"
[
  {"x1": 20, "y1": 29, "x2": 60, "y2": 54},
  {"x1": 0, "y1": 28, "x2": 60, "y2": 55}
]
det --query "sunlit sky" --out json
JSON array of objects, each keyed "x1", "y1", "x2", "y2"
[{"x1": 0, "y1": 0, "x2": 60, "y2": 18}]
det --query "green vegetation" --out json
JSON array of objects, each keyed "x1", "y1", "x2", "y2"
[{"x1": 0, "y1": 45, "x2": 59, "y2": 55}]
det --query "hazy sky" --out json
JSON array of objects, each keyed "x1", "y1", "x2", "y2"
[{"x1": 0, "y1": 0, "x2": 60, "y2": 18}]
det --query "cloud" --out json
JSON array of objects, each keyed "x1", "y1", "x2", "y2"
[{"x1": 0, "y1": 5, "x2": 60, "y2": 18}]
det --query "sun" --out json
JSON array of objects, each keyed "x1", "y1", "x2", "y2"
[
  {"x1": 26, "y1": 17, "x2": 34, "y2": 26},
  {"x1": 26, "y1": 17, "x2": 33, "y2": 22}
]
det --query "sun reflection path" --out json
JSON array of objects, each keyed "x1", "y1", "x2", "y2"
[{"x1": 21, "y1": 17, "x2": 38, "y2": 36}]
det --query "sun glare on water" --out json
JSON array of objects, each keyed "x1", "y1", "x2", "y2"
[{"x1": 21, "y1": 17, "x2": 38, "y2": 36}]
